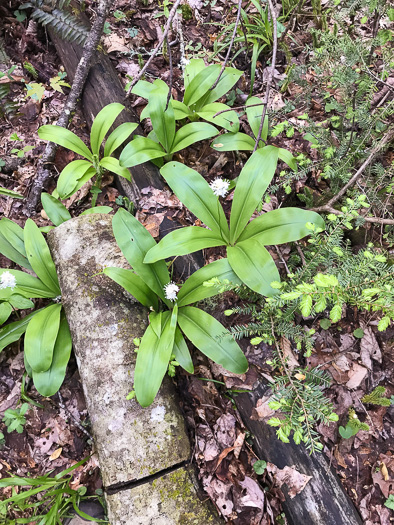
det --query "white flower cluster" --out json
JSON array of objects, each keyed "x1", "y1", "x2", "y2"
[
  {"x1": 209, "y1": 178, "x2": 230, "y2": 198},
  {"x1": 164, "y1": 282, "x2": 179, "y2": 301},
  {"x1": 0, "y1": 271, "x2": 16, "y2": 290}
]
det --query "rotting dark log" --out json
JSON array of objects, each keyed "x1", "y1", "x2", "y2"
[
  {"x1": 47, "y1": 215, "x2": 222, "y2": 525},
  {"x1": 235, "y1": 382, "x2": 364, "y2": 525}
]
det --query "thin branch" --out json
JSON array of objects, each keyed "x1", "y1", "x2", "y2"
[
  {"x1": 211, "y1": 0, "x2": 243, "y2": 90},
  {"x1": 126, "y1": 0, "x2": 182, "y2": 94},
  {"x1": 165, "y1": 35, "x2": 173, "y2": 111},
  {"x1": 26, "y1": 0, "x2": 112, "y2": 216},
  {"x1": 311, "y1": 128, "x2": 394, "y2": 213},
  {"x1": 253, "y1": 0, "x2": 278, "y2": 152},
  {"x1": 309, "y1": 205, "x2": 394, "y2": 225}
]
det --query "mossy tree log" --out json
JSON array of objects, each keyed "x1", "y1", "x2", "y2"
[{"x1": 47, "y1": 214, "x2": 221, "y2": 525}]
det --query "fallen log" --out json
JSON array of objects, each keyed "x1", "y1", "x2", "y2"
[
  {"x1": 235, "y1": 382, "x2": 363, "y2": 525},
  {"x1": 47, "y1": 214, "x2": 222, "y2": 524}
]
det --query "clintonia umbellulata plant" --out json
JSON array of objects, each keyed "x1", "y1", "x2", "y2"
[
  {"x1": 144, "y1": 148, "x2": 325, "y2": 297},
  {"x1": 0, "y1": 218, "x2": 72, "y2": 397},
  {"x1": 132, "y1": 59, "x2": 242, "y2": 132},
  {"x1": 211, "y1": 96, "x2": 274, "y2": 154},
  {"x1": 119, "y1": 79, "x2": 218, "y2": 168},
  {"x1": 103, "y1": 208, "x2": 248, "y2": 407},
  {"x1": 40, "y1": 192, "x2": 112, "y2": 231},
  {"x1": 38, "y1": 103, "x2": 137, "y2": 204}
]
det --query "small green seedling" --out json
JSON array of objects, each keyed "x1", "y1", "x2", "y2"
[
  {"x1": 38, "y1": 103, "x2": 137, "y2": 205},
  {"x1": 3, "y1": 403, "x2": 29, "y2": 433}
]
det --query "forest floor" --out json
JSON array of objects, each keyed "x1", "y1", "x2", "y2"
[{"x1": 0, "y1": 0, "x2": 393, "y2": 523}]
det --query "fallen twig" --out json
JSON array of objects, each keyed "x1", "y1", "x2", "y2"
[
  {"x1": 126, "y1": 0, "x2": 181, "y2": 94},
  {"x1": 253, "y1": 0, "x2": 278, "y2": 152},
  {"x1": 211, "y1": 0, "x2": 243, "y2": 90},
  {"x1": 26, "y1": 0, "x2": 112, "y2": 216},
  {"x1": 311, "y1": 128, "x2": 394, "y2": 213}
]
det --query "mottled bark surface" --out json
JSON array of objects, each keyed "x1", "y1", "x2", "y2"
[{"x1": 107, "y1": 466, "x2": 222, "y2": 525}]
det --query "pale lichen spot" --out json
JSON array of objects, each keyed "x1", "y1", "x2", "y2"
[{"x1": 150, "y1": 405, "x2": 166, "y2": 423}]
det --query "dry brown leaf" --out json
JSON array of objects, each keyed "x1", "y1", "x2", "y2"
[
  {"x1": 381, "y1": 462, "x2": 389, "y2": 481},
  {"x1": 371, "y1": 454, "x2": 394, "y2": 498},
  {"x1": 49, "y1": 447, "x2": 62, "y2": 461},
  {"x1": 103, "y1": 34, "x2": 129, "y2": 53},
  {"x1": 281, "y1": 336, "x2": 299, "y2": 369},
  {"x1": 359, "y1": 322, "x2": 382, "y2": 369},
  {"x1": 346, "y1": 363, "x2": 368, "y2": 389},
  {"x1": 251, "y1": 396, "x2": 275, "y2": 420},
  {"x1": 267, "y1": 462, "x2": 312, "y2": 498},
  {"x1": 238, "y1": 476, "x2": 265, "y2": 509}
]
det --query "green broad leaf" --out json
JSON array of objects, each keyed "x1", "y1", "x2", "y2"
[
  {"x1": 144, "y1": 226, "x2": 224, "y2": 264},
  {"x1": 178, "y1": 306, "x2": 248, "y2": 374},
  {"x1": 131, "y1": 79, "x2": 156, "y2": 98},
  {"x1": 0, "y1": 269, "x2": 56, "y2": 298},
  {"x1": 149, "y1": 80, "x2": 176, "y2": 153},
  {"x1": 24, "y1": 303, "x2": 62, "y2": 372},
  {"x1": 184, "y1": 59, "x2": 206, "y2": 90},
  {"x1": 246, "y1": 96, "x2": 268, "y2": 140},
  {"x1": 200, "y1": 67, "x2": 243, "y2": 107},
  {"x1": 173, "y1": 327, "x2": 193, "y2": 373},
  {"x1": 238, "y1": 208, "x2": 325, "y2": 244},
  {"x1": 134, "y1": 311, "x2": 176, "y2": 407},
  {"x1": 7, "y1": 295, "x2": 34, "y2": 309},
  {"x1": 0, "y1": 218, "x2": 32, "y2": 270},
  {"x1": 56, "y1": 159, "x2": 94, "y2": 200},
  {"x1": 0, "y1": 302, "x2": 12, "y2": 325},
  {"x1": 320, "y1": 319, "x2": 331, "y2": 330},
  {"x1": 183, "y1": 64, "x2": 221, "y2": 107},
  {"x1": 104, "y1": 122, "x2": 138, "y2": 157},
  {"x1": 80, "y1": 206, "x2": 113, "y2": 215},
  {"x1": 90, "y1": 103, "x2": 125, "y2": 156},
  {"x1": 278, "y1": 148, "x2": 297, "y2": 170},
  {"x1": 172, "y1": 100, "x2": 192, "y2": 120},
  {"x1": 24, "y1": 219, "x2": 60, "y2": 295},
  {"x1": 100, "y1": 156, "x2": 131, "y2": 180},
  {"x1": 253, "y1": 459, "x2": 267, "y2": 475},
  {"x1": 119, "y1": 136, "x2": 166, "y2": 167},
  {"x1": 38, "y1": 125, "x2": 93, "y2": 161},
  {"x1": 170, "y1": 122, "x2": 218, "y2": 154},
  {"x1": 227, "y1": 239, "x2": 280, "y2": 297},
  {"x1": 160, "y1": 162, "x2": 229, "y2": 238},
  {"x1": 39, "y1": 225, "x2": 55, "y2": 233},
  {"x1": 353, "y1": 328, "x2": 364, "y2": 339},
  {"x1": 41, "y1": 193, "x2": 71, "y2": 227},
  {"x1": 339, "y1": 425, "x2": 355, "y2": 439},
  {"x1": 177, "y1": 258, "x2": 241, "y2": 307},
  {"x1": 0, "y1": 186, "x2": 23, "y2": 199},
  {"x1": 230, "y1": 146, "x2": 279, "y2": 244},
  {"x1": 32, "y1": 315, "x2": 72, "y2": 397},
  {"x1": 103, "y1": 267, "x2": 159, "y2": 310},
  {"x1": 211, "y1": 132, "x2": 255, "y2": 151},
  {"x1": 112, "y1": 209, "x2": 170, "y2": 302},
  {"x1": 196, "y1": 102, "x2": 239, "y2": 132}
]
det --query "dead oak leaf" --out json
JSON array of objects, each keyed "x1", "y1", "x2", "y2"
[
  {"x1": 346, "y1": 363, "x2": 368, "y2": 389},
  {"x1": 267, "y1": 463, "x2": 312, "y2": 498},
  {"x1": 359, "y1": 321, "x2": 382, "y2": 370}
]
